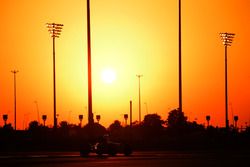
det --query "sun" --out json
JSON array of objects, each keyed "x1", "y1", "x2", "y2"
[{"x1": 101, "y1": 68, "x2": 116, "y2": 84}]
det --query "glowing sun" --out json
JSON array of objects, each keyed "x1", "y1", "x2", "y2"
[{"x1": 101, "y1": 68, "x2": 116, "y2": 84}]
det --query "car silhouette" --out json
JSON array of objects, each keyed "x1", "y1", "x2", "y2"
[{"x1": 80, "y1": 134, "x2": 132, "y2": 157}]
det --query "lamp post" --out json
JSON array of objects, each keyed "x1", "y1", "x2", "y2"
[
  {"x1": 136, "y1": 74, "x2": 143, "y2": 123},
  {"x1": 206, "y1": 115, "x2": 211, "y2": 127},
  {"x1": 11, "y1": 70, "x2": 18, "y2": 130},
  {"x1": 96, "y1": 115, "x2": 101, "y2": 124},
  {"x1": 124, "y1": 114, "x2": 128, "y2": 126},
  {"x1": 234, "y1": 115, "x2": 238, "y2": 128},
  {"x1": 46, "y1": 23, "x2": 63, "y2": 129},
  {"x1": 42, "y1": 115, "x2": 47, "y2": 126},
  {"x1": 178, "y1": 0, "x2": 182, "y2": 113},
  {"x1": 79, "y1": 114, "x2": 83, "y2": 127},
  {"x1": 86, "y1": 0, "x2": 94, "y2": 125},
  {"x1": 3, "y1": 114, "x2": 8, "y2": 126},
  {"x1": 220, "y1": 32, "x2": 235, "y2": 130},
  {"x1": 34, "y1": 101, "x2": 40, "y2": 124}
]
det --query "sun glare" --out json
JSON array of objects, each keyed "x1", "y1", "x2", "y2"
[{"x1": 101, "y1": 69, "x2": 116, "y2": 84}]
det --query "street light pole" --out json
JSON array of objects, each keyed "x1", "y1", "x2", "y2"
[
  {"x1": 11, "y1": 70, "x2": 18, "y2": 130},
  {"x1": 86, "y1": 0, "x2": 94, "y2": 125},
  {"x1": 46, "y1": 23, "x2": 63, "y2": 129},
  {"x1": 220, "y1": 32, "x2": 235, "y2": 130},
  {"x1": 178, "y1": 0, "x2": 182, "y2": 113},
  {"x1": 136, "y1": 74, "x2": 143, "y2": 123}
]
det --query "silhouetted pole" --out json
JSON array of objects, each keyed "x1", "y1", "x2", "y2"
[
  {"x1": 79, "y1": 114, "x2": 83, "y2": 127},
  {"x1": 178, "y1": 0, "x2": 182, "y2": 113},
  {"x1": 3, "y1": 114, "x2": 8, "y2": 126},
  {"x1": 42, "y1": 115, "x2": 47, "y2": 126},
  {"x1": 136, "y1": 74, "x2": 143, "y2": 123},
  {"x1": 144, "y1": 102, "x2": 148, "y2": 115},
  {"x1": 130, "y1": 100, "x2": 132, "y2": 128},
  {"x1": 46, "y1": 23, "x2": 63, "y2": 129},
  {"x1": 234, "y1": 115, "x2": 238, "y2": 128},
  {"x1": 124, "y1": 114, "x2": 128, "y2": 126},
  {"x1": 220, "y1": 32, "x2": 235, "y2": 130},
  {"x1": 34, "y1": 101, "x2": 40, "y2": 124},
  {"x1": 11, "y1": 70, "x2": 18, "y2": 130},
  {"x1": 86, "y1": 0, "x2": 94, "y2": 125},
  {"x1": 96, "y1": 115, "x2": 101, "y2": 124},
  {"x1": 206, "y1": 115, "x2": 211, "y2": 127}
]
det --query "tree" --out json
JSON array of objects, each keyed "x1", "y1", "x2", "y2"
[
  {"x1": 166, "y1": 108, "x2": 187, "y2": 129},
  {"x1": 142, "y1": 114, "x2": 164, "y2": 139},
  {"x1": 143, "y1": 114, "x2": 164, "y2": 129},
  {"x1": 28, "y1": 120, "x2": 40, "y2": 131},
  {"x1": 108, "y1": 120, "x2": 122, "y2": 131},
  {"x1": 108, "y1": 120, "x2": 123, "y2": 141}
]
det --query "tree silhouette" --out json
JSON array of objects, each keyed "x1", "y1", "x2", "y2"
[
  {"x1": 141, "y1": 114, "x2": 164, "y2": 141},
  {"x1": 143, "y1": 114, "x2": 164, "y2": 128},
  {"x1": 108, "y1": 120, "x2": 123, "y2": 141},
  {"x1": 28, "y1": 120, "x2": 40, "y2": 131},
  {"x1": 166, "y1": 108, "x2": 187, "y2": 130}
]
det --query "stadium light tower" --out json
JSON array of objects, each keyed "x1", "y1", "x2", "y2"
[
  {"x1": 86, "y1": 0, "x2": 94, "y2": 125},
  {"x1": 220, "y1": 32, "x2": 235, "y2": 130},
  {"x1": 46, "y1": 23, "x2": 63, "y2": 129},
  {"x1": 11, "y1": 70, "x2": 19, "y2": 130},
  {"x1": 178, "y1": 0, "x2": 182, "y2": 113},
  {"x1": 136, "y1": 74, "x2": 143, "y2": 123}
]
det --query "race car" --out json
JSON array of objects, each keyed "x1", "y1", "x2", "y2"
[{"x1": 80, "y1": 134, "x2": 132, "y2": 157}]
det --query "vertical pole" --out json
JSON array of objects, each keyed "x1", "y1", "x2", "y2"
[
  {"x1": 138, "y1": 77, "x2": 141, "y2": 123},
  {"x1": 178, "y1": 0, "x2": 182, "y2": 113},
  {"x1": 130, "y1": 100, "x2": 132, "y2": 128},
  {"x1": 225, "y1": 45, "x2": 229, "y2": 129},
  {"x1": 53, "y1": 35, "x2": 57, "y2": 129},
  {"x1": 14, "y1": 72, "x2": 17, "y2": 130},
  {"x1": 87, "y1": 0, "x2": 94, "y2": 125},
  {"x1": 11, "y1": 70, "x2": 18, "y2": 130}
]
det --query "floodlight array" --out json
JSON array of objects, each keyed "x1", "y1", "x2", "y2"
[
  {"x1": 46, "y1": 23, "x2": 63, "y2": 38},
  {"x1": 220, "y1": 32, "x2": 235, "y2": 46}
]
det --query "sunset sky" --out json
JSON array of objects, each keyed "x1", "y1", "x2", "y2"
[{"x1": 0, "y1": 0, "x2": 249, "y2": 129}]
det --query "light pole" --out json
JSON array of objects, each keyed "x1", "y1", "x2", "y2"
[
  {"x1": 220, "y1": 32, "x2": 235, "y2": 130},
  {"x1": 34, "y1": 101, "x2": 40, "y2": 124},
  {"x1": 79, "y1": 114, "x2": 83, "y2": 127},
  {"x1": 11, "y1": 70, "x2": 18, "y2": 130},
  {"x1": 130, "y1": 100, "x2": 132, "y2": 128},
  {"x1": 206, "y1": 115, "x2": 211, "y2": 127},
  {"x1": 136, "y1": 74, "x2": 143, "y2": 123},
  {"x1": 96, "y1": 115, "x2": 101, "y2": 124},
  {"x1": 124, "y1": 114, "x2": 128, "y2": 126},
  {"x1": 144, "y1": 102, "x2": 148, "y2": 115},
  {"x1": 46, "y1": 23, "x2": 63, "y2": 129},
  {"x1": 42, "y1": 115, "x2": 47, "y2": 126},
  {"x1": 178, "y1": 0, "x2": 182, "y2": 113},
  {"x1": 3, "y1": 114, "x2": 8, "y2": 126},
  {"x1": 234, "y1": 115, "x2": 238, "y2": 128},
  {"x1": 86, "y1": 0, "x2": 94, "y2": 125}
]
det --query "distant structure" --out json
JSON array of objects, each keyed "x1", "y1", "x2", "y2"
[
  {"x1": 11, "y1": 70, "x2": 19, "y2": 130},
  {"x1": 86, "y1": 0, "x2": 94, "y2": 125},
  {"x1": 46, "y1": 22, "x2": 63, "y2": 129},
  {"x1": 220, "y1": 32, "x2": 235, "y2": 129},
  {"x1": 178, "y1": 0, "x2": 183, "y2": 113},
  {"x1": 79, "y1": 115, "x2": 83, "y2": 127},
  {"x1": 136, "y1": 74, "x2": 143, "y2": 123}
]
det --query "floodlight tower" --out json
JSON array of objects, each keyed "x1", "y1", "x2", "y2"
[
  {"x1": 86, "y1": 0, "x2": 94, "y2": 125},
  {"x1": 178, "y1": 0, "x2": 182, "y2": 113},
  {"x1": 11, "y1": 70, "x2": 19, "y2": 130},
  {"x1": 220, "y1": 32, "x2": 235, "y2": 130},
  {"x1": 46, "y1": 23, "x2": 63, "y2": 129},
  {"x1": 136, "y1": 74, "x2": 143, "y2": 123}
]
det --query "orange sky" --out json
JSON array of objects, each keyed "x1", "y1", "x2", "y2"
[{"x1": 0, "y1": 0, "x2": 249, "y2": 129}]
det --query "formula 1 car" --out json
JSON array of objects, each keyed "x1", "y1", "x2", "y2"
[{"x1": 80, "y1": 134, "x2": 132, "y2": 157}]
